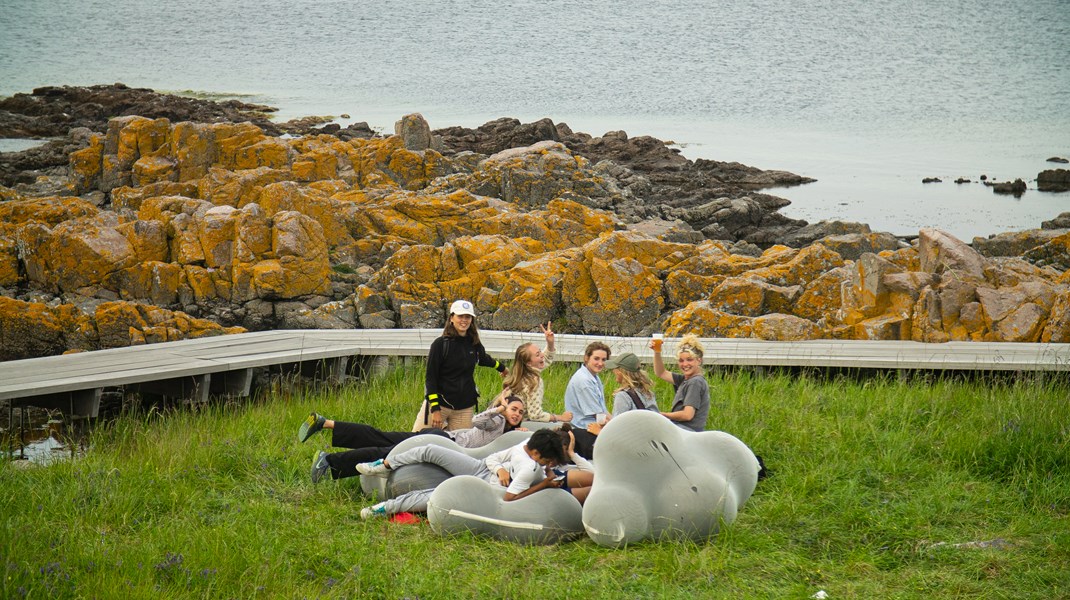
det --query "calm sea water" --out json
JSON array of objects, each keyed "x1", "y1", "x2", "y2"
[{"x1": 2, "y1": 0, "x2": 1068, "y2": 239}]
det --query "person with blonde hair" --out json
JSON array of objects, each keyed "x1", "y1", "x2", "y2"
[
  {"x1": 651, "y1": 334, "x2": 710, "y2": 432},
  {"x1": 500, "y1": 322, "x2": 572, "y2": 424},
  {"x1": 604, "y1": 352, "x2": 658, "y2": 417}
]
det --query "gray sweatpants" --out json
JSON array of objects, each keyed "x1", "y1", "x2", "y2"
[{"x1": 383, "y1": 444, "x2": 497, "y2": 514}]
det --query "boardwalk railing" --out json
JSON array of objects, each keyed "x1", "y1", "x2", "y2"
[{"x1": 2, "y1": 329, "x2": 1069, "y2": 418}]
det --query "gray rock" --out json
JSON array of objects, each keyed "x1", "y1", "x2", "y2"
[
  {"x1": 817, "y1": 232, "x2": 902, "y2": 261},
  {"x1": 397, "y1": 301, "x2": 442, "y2": 329},
  {"x1": 988, "y1": 178, "x2": 1027, "y2": 197},
  {"x1": 1042, "y1": 212, "x2": 1070, "y2": 229},
  {"x1": 394, "y1": 113, "x2": 432, "y2": 151},
  {"x1": 359, "y1": 311, "x2": 396, "y2": 329},
  {"x1": 972, "y1": 229, "x2": 1068, "y2": 257},
  {"x1": 782, "y1": 220, "x2": 872, "y2": 248},
  {"x1": 1037, "y1": 169, "x2": 1070, "y2": 192},
  {"x1": 918, "y1": 228, "x2": 987, "y2": 278}
]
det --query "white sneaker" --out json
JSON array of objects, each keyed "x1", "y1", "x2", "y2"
[
  {"x1": 356, "y1": 459, "x2": 389, "y2": 476},
  {"x1": 360, "y1": 503, "x2": 387, "y2": 519}
]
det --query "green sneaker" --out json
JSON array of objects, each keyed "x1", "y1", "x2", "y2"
[
  {"x1": 311, "y1": 451, "x2": 331, "y2": 484},
  {"x1": 298, "y1": 412, "x2": 326, "y2": 443}
]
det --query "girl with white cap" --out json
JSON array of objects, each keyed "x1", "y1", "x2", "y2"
[{"x1": 412, "y1": 299, "x2": 507, "y2": 431}]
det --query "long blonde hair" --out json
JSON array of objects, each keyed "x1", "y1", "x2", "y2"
[
  {"x1": 502, "y1": 342, "x2": 540, "y2": 397},
  {"x1": 614, "y1": 367, "x2": 654, "y2": 396}
]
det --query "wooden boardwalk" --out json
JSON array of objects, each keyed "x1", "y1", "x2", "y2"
[{"x1": 2, "y1": 329, "x2": 1069, "y2": 418}]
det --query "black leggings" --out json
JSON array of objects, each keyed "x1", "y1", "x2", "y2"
[{"x1": 324, "y1": 422, "x2": 450, "y2": 479}]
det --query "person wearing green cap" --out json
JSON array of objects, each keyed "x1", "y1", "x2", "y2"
[{"x1": 604, "y1": 352, "x2": 659, "y2": 418}]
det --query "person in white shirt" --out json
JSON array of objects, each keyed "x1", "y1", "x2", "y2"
[{"x1": 356, "y1": 428, "x2": 567, "y2": 519}]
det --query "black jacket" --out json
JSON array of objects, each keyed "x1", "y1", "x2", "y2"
[{"x1": 425, "y1": 335, "x2": 503, "y2": 413}]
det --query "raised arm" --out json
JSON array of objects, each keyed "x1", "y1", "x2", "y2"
[
  {"x1": 541, "y1": 321, "x2": 556, "y2": 354},
  {"x1": 651, "y1": 340, "x2": 674, "y2": 384},
  {"x1": 470, "y1": 403, "x2": 506, "y2": 431}
]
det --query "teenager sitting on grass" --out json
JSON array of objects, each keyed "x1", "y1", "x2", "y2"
[
  {"x1": 564, "y1": 341, "x2": 611, "y2": 428},
  {"x1": 499, "y1": 322, "x2": 572, "y2": 424},
  {"x1": 652, "y1": 333, "x2": 710, "y2": 432},
  {"x1": 302, "y1": 395, "x2": 527, "y2": 483},
  {"x1": 356, "y1": 428, "x2": 567, "y2": 519}
]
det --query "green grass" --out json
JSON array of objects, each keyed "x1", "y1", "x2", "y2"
[{"x1": 2, "y1": 362, "x2": 1069, "y2": 598}]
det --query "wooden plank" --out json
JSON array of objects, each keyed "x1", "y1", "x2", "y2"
[{"x1": 3, "y1": 329, "x2": 1069, "y2": 403}]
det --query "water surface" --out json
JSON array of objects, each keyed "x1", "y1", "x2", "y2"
[{"x1": 2, "y1": 0, "x2": 1068, "y2": 238}]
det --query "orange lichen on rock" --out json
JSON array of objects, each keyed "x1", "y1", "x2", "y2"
[
  {"x1": 0, "y1": 297, "x2": 80, "y2": 360},
  {"x1": 0, "y1": 196, "x2": 100, "y2": 226},
  {"x1": 664, "y1": 301, "x2": 754, "y2": 338}
]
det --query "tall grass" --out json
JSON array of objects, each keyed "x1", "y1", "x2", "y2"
[{"x1": 2, "y1": 360, "x2": 1068, "y2": 598}]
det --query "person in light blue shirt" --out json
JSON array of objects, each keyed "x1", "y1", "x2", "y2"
[{"x1": 564, "y1": 342, "x2": 611, "y2": 428}]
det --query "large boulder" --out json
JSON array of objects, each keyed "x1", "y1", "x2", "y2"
[
  {"x1": 26, "y1": 216, "x2": 136, "y2": 293},
  {"x1": 918, "y1": 228, "x2": 986, "y2": 278},
  {"x1": 490, "y1": 251, "x2": 575, "y2": 330},
  {"x1": 976, "y1": 282, "x2": 1056, "y2": 342},
  {"x1": 708, "y1": 276, "x2": 798, "y2": 317},
  {"x1": 465, "y1": 141, "x2": 620, "y2": 209},
  {"x1": 665, "y1": 301, "x2": 754, "y2": 338},
  {"x1": 752, "y1": 313, "x2": 823, "y2": 340},
  {"x1": 781, "y1": 220, "x2": 871, "y2": 247},
  {"x1": 818, "y1": 232, "x2": 901, "y2": 261},
  {"x1": 394, "y1": 113, "x2": 433, "y2": 151},
  {"x1": 561, "y1": 233, "x2": 665, "y2": 335},
  {"x1": 0, "y1": 297, "x2": 78, "y2": 360},
  {"x1": 972, "y1": 229, "x2": 1067, "y2": 257}
]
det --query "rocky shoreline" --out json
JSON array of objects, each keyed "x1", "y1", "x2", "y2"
[{"x1": 2, "y1": 84, "x2": 1070, "y2": 361}]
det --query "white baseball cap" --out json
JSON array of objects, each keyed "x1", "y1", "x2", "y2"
[{"x1": 449, "y1": 299, "x2": 476, "y2": 317}]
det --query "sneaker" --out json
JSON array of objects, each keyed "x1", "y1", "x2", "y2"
[
  {"x1": 311, "y1": 451, "x2": 331, "y2": 483},
  {"x1": 298, "y1": 412, "x2": 326, "y2": 443},
  {"x1": 360, "y1": 502, "x2": 387, "y2": 520},
  {"x1": 355, "y1": 458, "x2": 389, "y2": 477}
]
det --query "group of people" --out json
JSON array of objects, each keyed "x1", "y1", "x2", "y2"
[{"x1": 298, "y1": 298, "x2": 712, "y2": 520}]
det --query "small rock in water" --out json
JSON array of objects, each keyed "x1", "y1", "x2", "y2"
[
  {"x1": 1047, "y1": 156, "x2": 1068, "y2": 163},
  {"x1": 340, "y1": 113, "x2": 350, "y2": 119},
  {"x1": 989, "y1": 178, "x2": 1027, "y2": 197},
  {"x1": 922, "y1": 177, "x2": 942, "y2": 183},
  {"x1": 980, "y1": 174, "x2": 988, "y2": 181},
  {"x1": 954, "y1": 177, "x2": 970, "y2": 184}
]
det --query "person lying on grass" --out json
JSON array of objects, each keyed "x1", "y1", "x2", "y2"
[
  {"x1": 356, "y1": 428, "x2": 567, "y2": 519},
  {"x1": 302, "y1": 395, "x2": 527, "y2": 484}
]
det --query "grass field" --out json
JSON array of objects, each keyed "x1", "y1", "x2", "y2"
[{"x1": 2, "y1": 361, "x2": 1069, "y2": 599}]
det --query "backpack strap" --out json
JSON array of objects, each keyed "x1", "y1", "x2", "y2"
[{"x1": 625, "y1": 389, "x2": 646, "y2": 412}]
